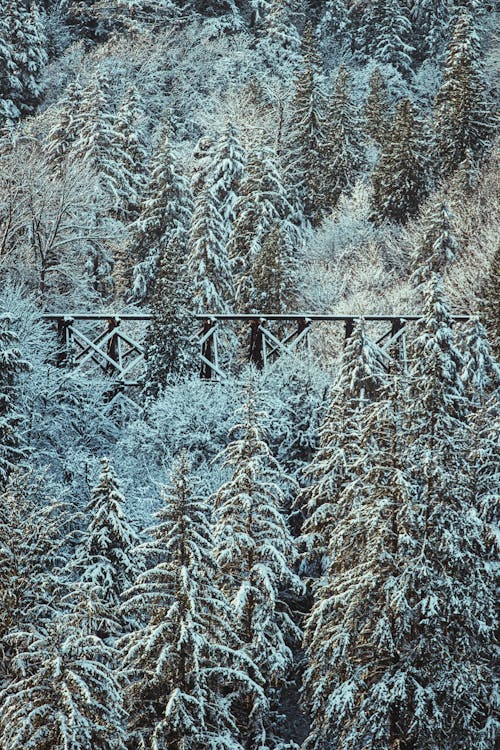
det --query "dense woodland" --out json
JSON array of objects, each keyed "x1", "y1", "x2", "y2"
[{"x1": 0, "y1": 1, "x2": 499, "y2": 748}]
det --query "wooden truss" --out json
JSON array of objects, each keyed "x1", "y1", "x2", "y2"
[{"x1": 42, "y1": 313, "x2": 470, "y2": 385}]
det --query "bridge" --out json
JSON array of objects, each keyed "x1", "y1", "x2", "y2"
[{"x1": 42, "y1": 312, "x2": 471, "y2": 386}]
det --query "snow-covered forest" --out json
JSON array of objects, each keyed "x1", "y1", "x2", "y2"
[{"x1": 0, "y1": 1, "x2": 499, "y2": 748}]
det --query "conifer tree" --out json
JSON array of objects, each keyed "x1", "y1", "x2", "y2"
[
  {"x1": 297, "y1": 320, "x2": 387, "y2": 575},
  {"x1": 73, "y1": 457, "x2": 141, "y2": 638},
  {"x1": 114, "y1": 85, "x2": 149, "y2": 221},
  {"x1": 228, "y1": 145, "x2": 294, "y2": 312},
  {"x1": 213, "y1": 395, "x2": 303, "y2": 747},
  {"x1": 461, "y1": 316, "x2": 500, "y2": 402},
  {"x1": 129, "y1": 130, "x2": 193, "y2": 302},
  {"x1": 45, "y1": 79, "x2": 83, "y2": 175},
  {"x1": 411, "y1": 201, "x2": 459, "y2": 286},
  {"x1": 259, "y1": 0, "x2": 302, "y2": 68},
  {"x1": 143, "y1": 231, "x2": 197, "y2": 397},
  {"x1": 284, "y1": 21, "x2": 328, "y2": 225},
  {"x1": 253, "y1": 221, "x2": 295, "y2": 313},
  {"x1": 210, "y1": 121, "x2": 246, "y2": 238},
  {"x1": 434, "y1": 9, "x2": 494, "y2": 178},
  {"x1": 411, "y1": 0, "x2": 450, "y2": 61},
  {"x1": 358, "y1": 0, "x2": 414, "y2": 75},
  {"x1": 371, "y1": 98, "x2": 429, "y2": 224},
  {"x1": 0, "y1": 313, "x2": 30, "y2": 487},
  {"x1": 0, "y1": 11, "x2": 21, "y2": 124},
  {"x1": 0, "y1": 605, "x2": 127, "y2": 750},
  {"x1": 187, "y1": 185, "x2": 234, "y2": 314},
  {"x1": 316, "y1": 0, "x2": 351, "y2": 58},
  {"x1": 479, "y1": 245, "x2": 500, "y2": 360},
  {"x1": 72, "y1": 71, "x2": 136, "y2": 219},
  {"x1": 190, "y1": 134, "x2": 216, "y2": 197},
  {"x1": 121, "y1": 454, "x2": 262, "y2": 750},
  {"x1": 324, "y1": 64, "x2": 365, "y2": 208},
  {"x1": 364, "y1": 66, "x2": 392, "y2": 146}
]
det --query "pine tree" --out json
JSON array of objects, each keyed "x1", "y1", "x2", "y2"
[
  {"x1": 213, "y1": 394, "x2": 303, "y2": 747},
  {"x1": 0, "y1": 606, "x2": 127, "y2": 750},
  {"x1": 143, "y1": 231, "x2": 197, "y2": 397},
  {"x1": 190, "y1": 134, "x2": 216, "y2": 198},
  {"x1": 364, "y1": 66, "x2": 393, "y2": 146},
  {"x1": 371, "y1": 98, "x2": 429, "y2": 225},
  {"x1": 0, "y1": 313, "x2": 31, "y2": 487},
  {"x1": 45, "y1": 79, "x2": 83, "y2": 175},
  {"x1": 284, "y1": 21, "x2": 328, "y2": 225},
  {"x1": 121, "y1": 454, "x2": 262, "y2": 750},
  {"x1": 228, "y1": 146, "x2": 294, "y2": 312},
  {"x1": 358, "y1": 0, "x2": 414, "y2": 75},
  {"x1": 101, "y1": 0, "x2": 179, "y2": 33},
  {"x1": 461, "y1": 316, "x2": 500, "y2": 402},
  {"x1": 187, "y1": 185, "x2": 234, "y2": 314},
  {"x1": 253, "y1": 221, "x2": 295, "y2": 313},
  {"x1": 434, "y1": 9, "x2": 494, "y2": 178},
  {"x1": 129, "y1": 130, "x2": 193, "y2": 302},
  {"x1": 210, "y1": 121, "x2": 246, "y2": 238},
  {"x1": 324, "y1": 64, "x2": 365, "y2": 208},
  {"x1": 411, "y1": 201, "x2": 459, "y2": 286},
  {"x1": 479, "y1": 245, "x2": 500, "y2": 360},
  {"x1": 411, "y1": 0, "x2": 450, "y2": 61},
  {"x1": 259, "y1": 0, "x2": 302, "y2": 68},
  {"x1": 316, "y1": 0, "x2": 351, "y2": 58},
  {"x1": 72, "y1": 71, "x2": 136, "y2": 219},
  {"x1": 72, "y1": 458, "x2": 141, "y2": 638},
  {"x1": 0, "y1": 9, "x2": 21, "y2": 124},
  {"x1": 114, "y1": 85, "x2": 149, "y2": 221},
  {"x1": 297, "y1": 320, "x2": 388, "y2": 575}
]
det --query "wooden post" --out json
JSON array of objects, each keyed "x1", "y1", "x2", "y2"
[
  {"x1": 106, "y1": 317, "x2": 121, "y2": 373},
  {"x1": 249, "y1": 318, "x2": 264, "y2": 369},
  {"x1": 344, "y1": 317, "x2": 354, "y2": 342},
  {"x1": 56, "y1": 316, "x2": 73, "y2": 367},
  {"x1": 200, "y1": 318, "x2": 214, "y2": 379}
]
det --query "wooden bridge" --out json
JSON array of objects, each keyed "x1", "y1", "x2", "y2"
[{"x1": 42, "y1": 312, "x2": 470, "y2": 386}]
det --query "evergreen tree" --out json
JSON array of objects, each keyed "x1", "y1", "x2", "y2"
[
  {"x1": 479, "y1": 245, "x2": 500, "y2": 360},
  {"x1": 114, "y1": 84, "x2": 149, "y2": 221},
  {"x1": 129, "y1": 130, "x2": 193, "y2": 302},
  {"x1": 259, "y1": 0, "x2": 302, "y2": 68},
  {"x1": 213, "y1": 394, "x2": 303, "y2": 748},
  {"x1": 210, "y1": 121, "x2": 246, "y2": 239},
  {"x1": 0, "y1": 313, "x2": 30, "y2": 487},
  {"x1": 411, "y1": 201, "x2": 459, "y2": 286},
  {"x1": 100, "y1": 0, "x2": 179, "y2": 33},
  {"x1": 316, "y1": 0, "x2": 351, "y2": 58},
  {"x1": 187, "y1": 185, "x2": 234, "y2": 314},
  {"x1": 297, "y1": 320, "x2": 387, "y2": 575},
  {"x1": 45, "y1": 79, "x2": 83, "y2": 175},
  {"x1": 434, "y1": 9, "x2": 494, "y2": 178},
  {"x1": 72, "y1": 71, "x2": 136, "y2": 219},
  {"x1": 73, "y1": 457, "x2": 141, "y2": 638},
  {"x1": 190, "y1": 134, "x2": 216, "y2": 198},
  {"x1": 284, "y1": 21, "x2": 328, "y2": 225},
  {"x1": 0, "y1": 605, "x2": 127, "y2": 750},
  {"x1": 228, "y1": 145, "x2": 294, "y2": 312},
  {"x1": 253, "y1": 221, "x2": 295, "y2": 313},
  {"x1": 143, "y1": 231, "x2": 197, "y2": 397},
  {"x1": 0, "y1": 10, "x2": 21, "y2": 123},
  {"x1": 324, "y1": 64, "x2": 365, "y2": 208},
  {"x1": 371, "y1": 98, "x2": 429, "y2": 224},
  {"x1": 364, "y1": 66, "x2": 393, "y2": 146},
  {"x1": 121, "y1": 454, "x2": 262, "y2": 750},
  {"x1": 461, "y1": 316, "x2": 500, "y2": 401},
  {"x1": 411, "y1": 0, "x2": 450, "y2": 61},
  {"x1": 358, "y1": 0, "x2": 414, "y2": 75}
]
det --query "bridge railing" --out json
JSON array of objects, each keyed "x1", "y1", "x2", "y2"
[{"x1": 41, "y1": 313, "x2": 471, "y2": 385}]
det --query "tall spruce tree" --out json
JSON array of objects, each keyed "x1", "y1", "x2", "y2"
[
  {"x1": 114, "y1": 85, "x2": 149, "y2": 221},
  {"x1": 324, "y1": 64, "x2": 365, "y2": 208},
  {"x1": 143, "y1": 231, "x2": 197, "y2": 397},
  {"x1": 228, "y1": 145, "x2": 294, "y2": 312},
  {"x1": 213, "y1": 394, "x2": 303, "y2": 749},
  {"x1": 364, "y1": 66, "x2": 393, "y2": 146},
  {"x1": 434, "y1": 9, "x2": 494, "y2": 178},
  {"x1": 479, "y1": 245, "x2": 500, "y2": 360},
  {"x1": 187, "y1": 185, "x2": 234, "y2": 314},
  {"x1": 284, "y1": 21, "x2": 328, "y2": 225},
  {"x1": 371, "y1": 98, "x2": 429, "y2": 224},
  {"x1": 129, "y1": 130, "x2": 193, "y2": 302},
  {"x1": 411, "y1": 201, "x2": 459, "y2": 286},
  {"x1": 120, "y1": 454, "x2": 262, "y2": 750},
  {"x1": 0, "y1": 313, "x2": 30, "y2": 487},
  {"x1": 72, "y1": 458, "x2": 141, "y2": 638},
  {"x1": 316, "y1": 0, "x2": 351, "y2": 58},
  {"x1": 253, "y1": 221, "x2": 295, "y2": 313},
  {"x1": 45, "y1": 79, "x2": 84, "y2": 175},
  {"x1": 210, "y1": 122, "x2": 246, "y2": 239},
  {"x1": 358, "y1": 0, "x2": 414, "y2": 75},
  {"x1": 297, "y1": 320, "x2": 387, "y2": 576},
  {"x1": 411, "y1": 0, "x2": 450, "y2": 61}
]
